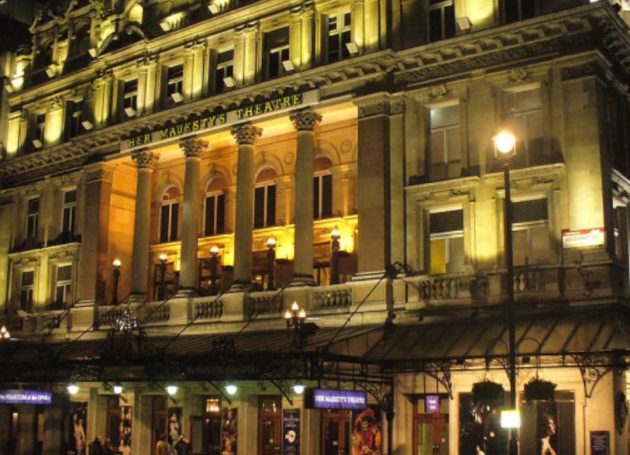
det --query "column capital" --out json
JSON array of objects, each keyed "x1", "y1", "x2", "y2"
[
  {"x1": 180, "y1": 137, "x2": 208, "y2": 158},
  {"x1": 290, "y1": 108, "x2": 322, "y2": 132},
  {"x1": 131, "y1": 149, "x2": 158, "y2": 169},
  {"x1": 231, "y1": 123, "x2": 262, "y2": 145}
]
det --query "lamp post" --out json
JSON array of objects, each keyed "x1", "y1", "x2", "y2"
[
  {"x1": 112, "y1": 258, "x2": 122, "y2": 305},
  {"x1": 209, "y1": 245, "x2": 220, "y2": 295},
  {"x1": 494, "y1": 131, "x2": 519, "y2": 455},
  {"x1": 266, "y1": 237, "x2": 276, "y2": 290},
  {"x1": 158, "y1": 253, "x2": 168, "y2": 300},
  {"x1": 330, "y1": 227, "x2": 341, "y2": 285},
  {"x1": 284, "y1": 301, "x2": 306, "y2": 340}
]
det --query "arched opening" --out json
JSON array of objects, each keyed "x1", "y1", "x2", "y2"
[
  {"x1": 159, "y1": 186, "x2": 180, "y2": 243},
  {"x1": 313, "y1": 156, "x2": 333, "y2": 220},
  {"x1": 254, "y1": 168, "x2": 277, "y2": 229},
  {"x1": 204, "y1": 177, "x2": 226, "y2": 237}
]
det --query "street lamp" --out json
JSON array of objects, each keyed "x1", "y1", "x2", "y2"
[
  {"x1": 67, "y1": 383, "x2": 80, "y2": 395},
  {"x1": 330, "y1": 227, "x2": 341, "y2": 285},
  {"x1": 158, "y1": 253, "x2": 168, "y2": 300},
  {"x1": 266, "y1": 237, "x2": 276, "y2": 290},
  {"x1": 209, "y1": 246, "x2": 220, "y2": 295},
  {"x1": 112, "y1": 258, "x2": 122, "y2": 306},
  {"x1": 0, "y1": 325, "x2": 10, "y2": 340},
  {"x1": 284, "y1": 301, "x2": 306, "y2": 338},
  {"x1": 494, "y1": 130, "x2": 519, "y2": 455}
]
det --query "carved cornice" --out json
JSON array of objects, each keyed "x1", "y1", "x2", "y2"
[
  {"x1": 290, "y1": 108, "x2": 322, "y2": 131},
  {"x1": 131, "y1": 149, "x2": 157, "y2": 169},
  {"x1": 231, "y1": 123, "x2": 262, "y2": 145},
  {"x1": 180, "y1": 137, "x2": 208, "y2": 158},
  {"x1": 355, "y1": 94, "x2": 405, "y2": 119}
]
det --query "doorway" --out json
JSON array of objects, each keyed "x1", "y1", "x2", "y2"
[
  {"x1": 151, "y1": 396, "x2": 168, "y2": 455},
  {"x1": 412, "y1": 397, "x2": 449, "y2": 455},
  {"x1": 202, "y1": 398, "x2": 222, "y2": 455},
  {"x1": 258, "y1": 397, "x2": 282, "y2": 455},
  {"x1": 322, "y1": 410, "x2": 351, "y2": 455}
]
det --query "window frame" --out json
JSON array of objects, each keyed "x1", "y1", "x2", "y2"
[
  {"x1": 19, "y1": 269, "x2": 35, "y2": 312},
  {"x1": 254, "y1": 181, "x2": 277, "y2": 229},
  {"x1": 166, "y1": 64, "x2": 184, "y2": 98},
  {"x1": 428, "y1": 101, "x2": 462, "y2": 180},
  {"x1": 504, "y1": 84, "x2": 544, "y2": 167},
  {"x1": 510, "y1": 196, "x2": 551, "y2": 266},
  {"x1": 54, "y1": 263, "x2": 73, "y2": 308},
  {"x1": 25, "y1": 197, "x2": 40, "y2": 240},
  {"x1": 159, "y1": 187, "x2": 180, "y2": 243},
  {"x1": 34, "y1": 112, "x2": 46, "y2": 144},
  {"x1": 313, "y1": 170, "x2": 333, "y2": 220},
  {"x1": 428, "y1": 207, "x2": 465, "y2": 275},
  {"x1": 66, "y1": 100, "x2": 84, "y2": 138},
  {"x1": 265, "y1": 27, "x2": 290, "y2": 79},
  {"x1": 326, "y1": 11, "x2": 352, "y2": 63},
  {"x1": 426, "y1": 0, "x2": 456, "y2": 43},
  {"x1": 204, "y1": 190, "x2": 226, "y2": 237},
  {"x1": 61, "y1": 188, "x2": 77, "y2": 237},
  {"x1": 122, "y1": 78, "x2": 139, "y2": 115},
  {"x1": 214, "y1": 49, "x2": 234, "y2": 93}
]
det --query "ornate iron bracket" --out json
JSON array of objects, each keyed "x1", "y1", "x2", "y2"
[
  {"x1": 570, "y1": 353, "x2": 611, "y2": 399},
  {"x1": 424, "y1": 361, "x2": 453, "y2": 400},
  {"x1": 268, "y1": 378, "x2": 294, "y2": 407},
  {"x1": 356, "y1": 380, "x2": 394, "y2": 414}
]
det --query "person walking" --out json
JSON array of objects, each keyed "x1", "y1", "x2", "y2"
[{"x1": 156, "y1": 434, "x2": 169, "y2": 455}]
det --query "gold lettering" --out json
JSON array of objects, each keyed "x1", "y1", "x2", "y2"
[
  {"x1": 192, "y1": 120, "x2": 200, "y2": 131},
  {"x1": 282, "y1": 96, "x2": 292, "y2": 108},
  {"x1": 244, "y1": 106, "x2": 254, "y2": 118},
  {"x1": 183, "y1": 123, "x2": 191, "y2": 134},
  {"x1": 160, "y1": 129, "x2": 170, "y2": 139},
  {"x1": 169, "y1": 127, "x2": 177, "y2": 137},
  {"x1": 254, "y1": 104, "x2": 263, "y2": 115},
  {"x1": 144, "y1": 134, "x2": 151, "y2": 144},
  {"x1": 217, "y1": 113, "x2": 226, "y2": 123},
  {"x1": 129, "y1": 138, "x2": 136, "y2": 148},
  {"x1": 293, "y1": 94, "x2": 302, "y2": 105}
]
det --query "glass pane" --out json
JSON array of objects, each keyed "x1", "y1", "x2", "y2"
[
  {"x1": 446, "y1": 127, "x2": 461, "y2": 163},
  {"x1": 513, "y1": 199, "x2": 547, "y2": 223},
  {"x1": 313, "y1": 176, "x2": 320, "y2": 219},
  {"x1": 328, "y1": 35, "x2": 340, "y2": 62},
  {"x1": 205, "y1": 196, "x2": 216, "y2": 236},
  {"x1": 160, "y1": 205, "x2": 170, "y2": 243},
  {"x1": 170, "y1": 203, "x2": 179, "y2": 241},
  {"x1": 254, "y1": 187, "x2": 265, "y2": 228},
  {"x1": 430, "y1": 210, "x2": 463, "y2": 234},
  {"x1": 217, "y1": 50, "x2": 234, "y2": 64},
  {"x1": 428, "y1": 9, "x2": 443, "y2": 42},
  {"x1": 430, "y1": 238, "x2": 446, "y2": 275},
  {"x1": 444, "y1": 4, "x2": 455, "y2": 39},
  {"x1": 446, "y1": 236, "x2": 464, "y2": 273},
  {"x1": 64, "y1": 190, "x2": 77, "y2": 203},
  {"x1": 22, "y1": 271, "x2": 34, "y2": 285},
  {"x1": 267, "y1": 185, "x2": 276, "y2": 226},
  {"x1": 344, "y1": 12, "x2": 351, "y2": 27},
  {"x1": 530, "y1": 225, "x2": 551, "y2": 264},
  {"x1": 57, "y1": 265, "x2": 72, "y2": 281},
  {"x1": 431, "y1": 104, "x2": 459, "y2": 129},
  {"x1": 430, "y1": 130, "x2": 445, "y2": 165},
  {"x1": 513, "y1": 229, "x2": 527, "y2": 266},
  {"x1": 28, "y1": 199, "x2": 40, "y2": 214},
  {"x1": 217, "y1": 194, "x2": 225, "y2": 233},
  {"x1": 322, "y1": 174, "x2": 333, "y2": 218},
  {"x1": 341, "y1": 31, "x2": 351, "y2": 58}
]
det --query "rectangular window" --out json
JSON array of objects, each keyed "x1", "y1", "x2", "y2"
[
  {"x1": 506, "y1": 87, "x2": 543, "y2": 166},
  {"x1": 204, "y1": 193, "x2": 226, "y2": 236},
  {"x1": 327, "y1": 12, "x2": 352, "y2": 63},
  {"x1": 429, "y1": 209, "x2": 464, "y2": 275},
  {"x1": 66, "y1": 100, "x2": 83, "y2": 138},
  {"x1": 61, "y1": 189, "x2": 77, "y2": 237},
  {"x1": 314, "y1": 173, "x2": 333, "y2": 219},
  {"x1": 123, "y1": 79, "x2": 138, "y2": 116},
  {"x1": 160, "y1": 202, "x2": 179, "y2": 243},
  {"x1": 20, "y1": 270, "x2": 34, "y2": 312},
  {"x1": 429, "y1": 104, "x2": 461, "y2": 180},
  {"x1": 166, "y1": 65, "x2": 184, "y2": 98},
  {"x1": 254, "y1": 184, "x2": 276, "y2": 228},
  {"x1": 512, "y1": 198, "x2": 551, "y2": 266},
  {"x1": 54, "y1": 264, "x2": 72, "y2": 308},
  {"x1": 503, "y1": 0, "x2": 535, "y2": 24},
  {"x1": 34, "y1": 113, "x2": 46, "y2": 145},
  {"x1": 215, "y1": 49, "x2": 234, "y2": 93},
  {"x1": 265, "y1": 28, "x2": 290, "y2": 79},
  {"x1": 26, "y1": 198, "x2": 40, "y2": 240},
  {"x1": 427, "y1": 0, "x2": 455, "y2": 43}
]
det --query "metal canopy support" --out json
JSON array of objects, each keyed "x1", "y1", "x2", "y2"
[
  {"x1": 571, "y1": 353, "x2": 612, "y2": 399},
  {"x1": 424, "y1": 361, "x2": 453, "y2": 400},
  {"x1": 208, "y1": 381, "x2": 232, "y2": 406}
]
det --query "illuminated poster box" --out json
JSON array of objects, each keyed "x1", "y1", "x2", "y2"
[
  {"x1": 0, "y1": 390, "x2": 53, "y2": 405},
  {"x1": 305, "y1": 389, "x2": 367, "y2": 410},
  {"x1": 562, "y1": 228, "x2": 605, "y2": 249}
]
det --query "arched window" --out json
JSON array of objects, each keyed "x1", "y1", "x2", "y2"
[
  {"x1": 159, "y1": 186, "x2": 180, "y2": 243},
  {"x1": 204, "y1": 178, "x2": 226, "y2": 236},
  {"x1": 313, "y1": 157, "x2": 333, "y2": 220},
  {"x1": 254, "y1": 168, "x2": 276, "y2": 228}
]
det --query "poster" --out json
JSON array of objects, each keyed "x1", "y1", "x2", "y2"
[
  {"x1": 536, "y1": 403, "x2": 558, "y2": 455},
  {"x1": 590, "y1": 431, "x2": 609, "y2": 455},
  {"x1": 69, "y1": 402, "x2": 87, "y2": 455},
  {"x1": 118, "y1": 406, "x2": 133, "y2": 455},
  {"x1": 351, "y1": 406, "x2": 382, "y2": 455},
  {"x1": 168, "y1": 407, "x2": 183, "y2": 447},
  {"x1": 221, "y1": 407, "x2": 238, "y2": 455},
  {"x1": 282, "y1": 409, "x2": 300, "y2": 455}
]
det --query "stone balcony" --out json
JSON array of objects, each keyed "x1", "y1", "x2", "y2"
[{"x1": 2, "y1": 261, "x2": 625, "y2": 340}]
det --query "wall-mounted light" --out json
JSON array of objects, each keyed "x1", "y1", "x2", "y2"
[
  {"x1": 282, "y1": 60, "x2": 295, "y2": 72},
  {"x1": 225, "y1": 384, "x2": 238, "y2": 395},
  {"x1": 124, "y1": 107, "x2": 137, "y2": 117},
  {"x1": 88, "y1": 48, "x2": 98, "y2": 57},
  {"x1": 166, "y1": 385, "x2": 179, "y2": 396},
  {"x1": 345, "y1": 42, "x2": 359, "y2": 56},
  {"x1": 208, "y1": 3, "x2": 220, "y2": 14},
  {"x1": 160, "y1": 12, "x2": 185, "y2": 32},
  {"x1": 456, "y1": 16, "x2": 472, "y2": 32},
  {"x1": 113, "y1": 384, "x2": 123, "y2": 394},
  {"x1": 45, "y1": 64, "x2": 58, "y2": 78},
  {"x1": 32, "y1": 139, "x2": 43, "y2": 149},
  {"x1": 292, "y1": 383, "x2": 305, "y2": 395},
  {"x1": 81, "y1": 120, "x2": 94, "y2": 130},
  {"x1": 223, "y1": 76, "x2": 236, "y2": 88},
  {"x1": 67, "y1": 383, "x2": 80, "y2": 395}
]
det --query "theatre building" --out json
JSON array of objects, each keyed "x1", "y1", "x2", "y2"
[{"x1": 1, "y1": 0, "x2": 630, "y2": 454}]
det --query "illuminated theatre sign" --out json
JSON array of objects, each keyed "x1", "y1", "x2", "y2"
[
  {"x1": 122, "y1": 90, "x2": 319, "y2": 151},
  {"x1": 0, "y1": 390, "x2": 53, "y2": 405}
]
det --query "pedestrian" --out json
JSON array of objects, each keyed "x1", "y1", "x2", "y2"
[
  {"x1": 156, "y1": 434, "x2": 169, "y2": 455},
  {"x1": 103, "y1": 438, "x2": 116, "y2": 455},
  {"x1": 175, "y1": 435, "x2": 190, "y2": 455},
  {"x1": 89, "y1": 436, "x2": 104, "y2": 455}
]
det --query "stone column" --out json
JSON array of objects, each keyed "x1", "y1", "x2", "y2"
[
  {"x1": 178, "y1": 137, "x2": 208, "y2": 294},
  {"x1": 290, "y1": 109, "x2": 321, "y2": 286},
  {"x1": 130, "y1": 149, "x2": 157, "y2": 298},
  {"x1": 230, "y1": 123, "x2": 262, "y2": 290}
]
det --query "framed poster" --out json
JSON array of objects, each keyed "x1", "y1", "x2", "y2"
[
  {"x1": 168, "y1": 407, "x2": 183, "y2": 446},
  {"x1": 351, "y1": 406, "x2": 382, "y2": 455},
  {"x1": 591, "y1": 431, "x2": 609, "y2": 455},
  {"x1": 282, "y1": 409, "x2": 300, "y2": 455},
  {"x1": 69, "y1": 402, "x2": 87, "y2": 455},
  {"x1": 222, "y1": 407, "x2": 238, "y2": 455}
]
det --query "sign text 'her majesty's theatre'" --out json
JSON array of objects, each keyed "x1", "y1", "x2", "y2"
[
  {"x1": 305, "y1": 389, "x2": 367, "y2": 410},
  {"x1": 123, "y1": 90, "x2": 319, "y2": 151}
]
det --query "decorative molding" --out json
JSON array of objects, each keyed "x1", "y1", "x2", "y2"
[
  {"x1": 231, "y1": 123, "x2": 262, "y2": 145},
  {"x1": 429, "y1": 84, "x2": 451, "y2": 100},
  {"x1": 131, "y1": 149, "x2": 157, "y2": 169},
  {"x1": 355, "y1": 94, "x2": 405, "y2": 118},
  {"x1": 508, "y1": 67, "x2": 529, "y2": 84},
  {"x1": 290, "y1": 108, "x2": 322, "y2": 131},
  {"x1": 179, "y1": 137, "x2": 208, "y2": 158}
]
